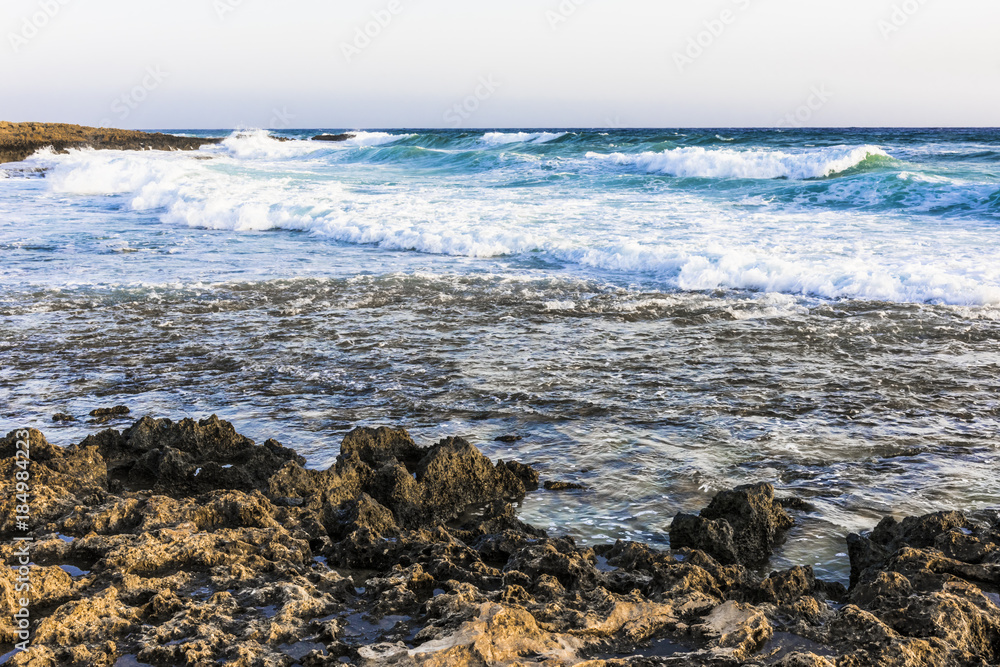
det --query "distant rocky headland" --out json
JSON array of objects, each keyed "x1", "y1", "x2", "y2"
[
  {"x1": 0, "y1": 122, "x2": 221, "y2": 164},
  {"x1": 1, "y1": 416, "x2": 998, "y2": 666}
]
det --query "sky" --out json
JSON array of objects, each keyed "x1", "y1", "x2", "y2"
[{"x1": 2, "y1": 0, "x2": 998, "y2": 129}]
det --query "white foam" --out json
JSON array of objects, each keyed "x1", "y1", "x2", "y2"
[
  {"x1": 40, "y1": 150, "x2": 191, "y2": 195},
  {"x1": 481, "y1": 132, "x2": 567, "y2": 146},
  {"x1": 214, "y1": 129, "x2": 325, "y2": 160},
  {"x1": 27, "y1": 143, "x2": 1000, "y2": 307},
  {"x1": 587, "y1": 145, "x2": 890, "y2": 180},
  {"x1": 336, "y1": 131, "x2": 414, "y2": 147}
]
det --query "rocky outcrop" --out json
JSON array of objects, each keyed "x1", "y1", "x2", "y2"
[
  {"x1": 0, "y1": 122, "x2": 221, "y2": 163},
  {"x1": 669, "y1": 482, "x2": 794, "y2": 566},
  {"x1": 312, "y1": 134, "x2": 356, "y2": 142},
  {"x1": 1, "y1": 418, "x2": 998, "y2": 666}
]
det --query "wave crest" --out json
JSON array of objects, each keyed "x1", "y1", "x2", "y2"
[
  {"x1": 217, "y1": 129, "x2": 325, "y2": 160},
  {"x1": 335, "y1": 131, "x2": 415, "y2": 147},
  {"x1": 480, "y1": 132, "x2": 567, "y2": 146},
  {"x1": 587, "y1": 145, "x2": 891, "y2": 180}
]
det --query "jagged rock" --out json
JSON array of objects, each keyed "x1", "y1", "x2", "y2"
[
  {"x1": 340, "y1": 426, "x2": 423, "y2": 470},
  {"x1": 670, "y1": 483, "x2": 793, "y2": 566},
  {"x1": 498, "y1": 460, "x2": 539, "y2": 491},
  {"x1": 416, "y1": 437, "x2": 528, "y2": 523},
  {"x1": 82, "y1": 415, "x2": 304, "y2": 495},
  {"x1": 754, "y1": 566, "x2": 816, "y2": 605},
  {"x1": 774, "y1": 653, "x2": 835, "y2": 667},
  {"x1": 847, "y1": 511, "x2": 978, "y2": 587},
  {"x1": 4, "y1": 417, "x2": 999, "y2": 667},
  {"x1": 669, "y1": 513, "x2": 739, "y2": 566},
  {"x1": 689, "y1": 600, "x2": 773, "y2": 662},
  {"x1": 324, "y1": 493, "x2": 398, "y2": 541}
]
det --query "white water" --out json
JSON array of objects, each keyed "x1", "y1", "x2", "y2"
[{"x1": 15, "y1": 132, "x2": 1000, "y2": 306}]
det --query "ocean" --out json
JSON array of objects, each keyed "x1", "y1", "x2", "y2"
[{"x1": 2, "y1": 127, "x2": 998, "y2": 582}]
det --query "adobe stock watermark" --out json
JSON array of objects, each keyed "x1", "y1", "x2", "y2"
[
  {"x1": 776, "y1": 85, "x2": 833, "y2": 128},
  {"x1": 673, "y1": 0, "x2": 753, "y2": 74},
  {"x1": 213, "y1": 0, "x2": 246, "y2": 21},
  {"x1": 341, "y1": 0, "x2": 403, "y2": 63},
  {"x1": 443, "y1": 76, "x2": 502, "y2": 128},
  {"x1": 8, "y1": 0, "x2": 73, "y2": 53},
  {"x1": 268, "y1": 107, "x2": 295, "y2": 130},
  {"x1": 98, "y1": 66, "x2": 170, "y2": 126},
  {"x1": 10, "y1": 429, "x2": 33, "y2": 655},
  {"x1": 546, "y1": 0, "x2": 588, "y2": 31},
  {"x1": 877, "y1": 0, "x2": 929, "y2": 39}
]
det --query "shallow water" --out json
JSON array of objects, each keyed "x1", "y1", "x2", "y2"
[{"x1": 2, "y1": 128, "x2": 999, "y2": 582}]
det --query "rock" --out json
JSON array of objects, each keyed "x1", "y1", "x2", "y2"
[
  {"x1": 847, "y1": 511, "x2": 977, "y2": 587},
  {"x1": 495, "y1": 435, "x2": 522, "y2": 443},
  {"x1": 325, "y1": 493, "x2": 398, "y2": 541},
  {"x1": 312, "y1": 133, "x2": 355, "y2": 142},
  {"x1": 670, "y1": 482, "x2": 793, "y2": 566},
  {"x1": 407, "y1": 602, "x2": 582, "y2": 666},
  {"x1": 775, "y1": 653, "x2": 835, "y2": 667},
  {"x1": 690, "y1": 600, "x2": 773, "y2": 662},
  {"x1": 6, "y1": 417, "x2": 1000, "y2": 667},
  {"x1": 83, "y1": 415, "x2": 304, "y2": 495},
  {"x1": 754, "y1": 566, "x2": 816, "y2": 605},
  {"x1": 778, "y1": 496, "x2": 816, "y2": 512},
  {"x1": 498, "y1": 460, "x2": 539, "y2": 491},
  {"x1": 52, "y1": 413, "x2": 76, "y2": 422},
  {"x1": 412, "y1": 437, "x2": 528, "y2": 525},
  {"x1": 669, "y1": 513, "x2": 739, "y2": 566},
  {"x1": 89, "y1": 406, "x2": 131, "y2": 418},
  {"x1": 340, "y1": 426, "x2": 423, "y2": 470},
  {"x1": 0, "y1": 121, "x2": 221, "y2": 164},
  {"x1": 544, "y1": 480, "x2": 587, "y2": 491}
]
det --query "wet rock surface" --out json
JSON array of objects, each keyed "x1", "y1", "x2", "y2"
[
  {"x1": 669, "y1": 483, "x2": 793, "y2": 567},
  {"x1": 1, "y1": 417, "x2": 998, "y2": 666},
  {"x1": 312, "y1": 134, "x2": 356, "y2": 142},
  {"x1": 0, "y1": 122, "x2": 220, "y2": 164}
]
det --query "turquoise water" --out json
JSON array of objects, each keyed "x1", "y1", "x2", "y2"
[{"x1": 2, "y1": 128, "x2": 998, "y2": 581}]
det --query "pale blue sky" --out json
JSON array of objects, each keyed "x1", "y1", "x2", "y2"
[{"x1": 2, "y1": 0, "x2": 998, "y2": 128}]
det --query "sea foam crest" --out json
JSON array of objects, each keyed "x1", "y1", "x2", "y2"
[
  {"x1": 27, "y1": 142, "x2": 1000, "y2": 306},
  {"x1": 38, "y1": 150, "x2": 191, "y2": 195},
  {"x1": 481, "y1": 132, "x2": 567, "y2": 146},
  {"x1": 335, "y1": 131, "x2": 415, "y2": 147},
  {"x1": 587, "y1": 145, "x2": 891, "y2": 180},
  {"x1": 216, "y1": 129, "x2": 326, "y2": 160}
]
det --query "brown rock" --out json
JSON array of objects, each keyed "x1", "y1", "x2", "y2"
[{"x1": 0, "y1": 121, "x2": 221, "y2": 164}]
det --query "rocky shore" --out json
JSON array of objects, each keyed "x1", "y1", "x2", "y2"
[
  {"x1": 0, "y1": 122, "x2": 220, "y2": 164},
  {"x1": 1, "y1": 417, "x2": 998, "y2": 666}
]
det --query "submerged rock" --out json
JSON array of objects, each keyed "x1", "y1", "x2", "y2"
[
  {"x1": 1, "y1": 418, "x2": 997, "y2": 667},
  {"x1": 89, "y1": 406, "x2": 131, "y2": 418},
  {"x1": 312, "y1": 133, "x2": 355, "y2": 142},
  {"x1": 544, "y1": 480, "x2": 587, "y2": 491}
]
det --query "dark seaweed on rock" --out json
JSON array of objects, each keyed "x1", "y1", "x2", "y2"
[{"x1": 1, "y1": 417, "x2": 998, "y2": 667}]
